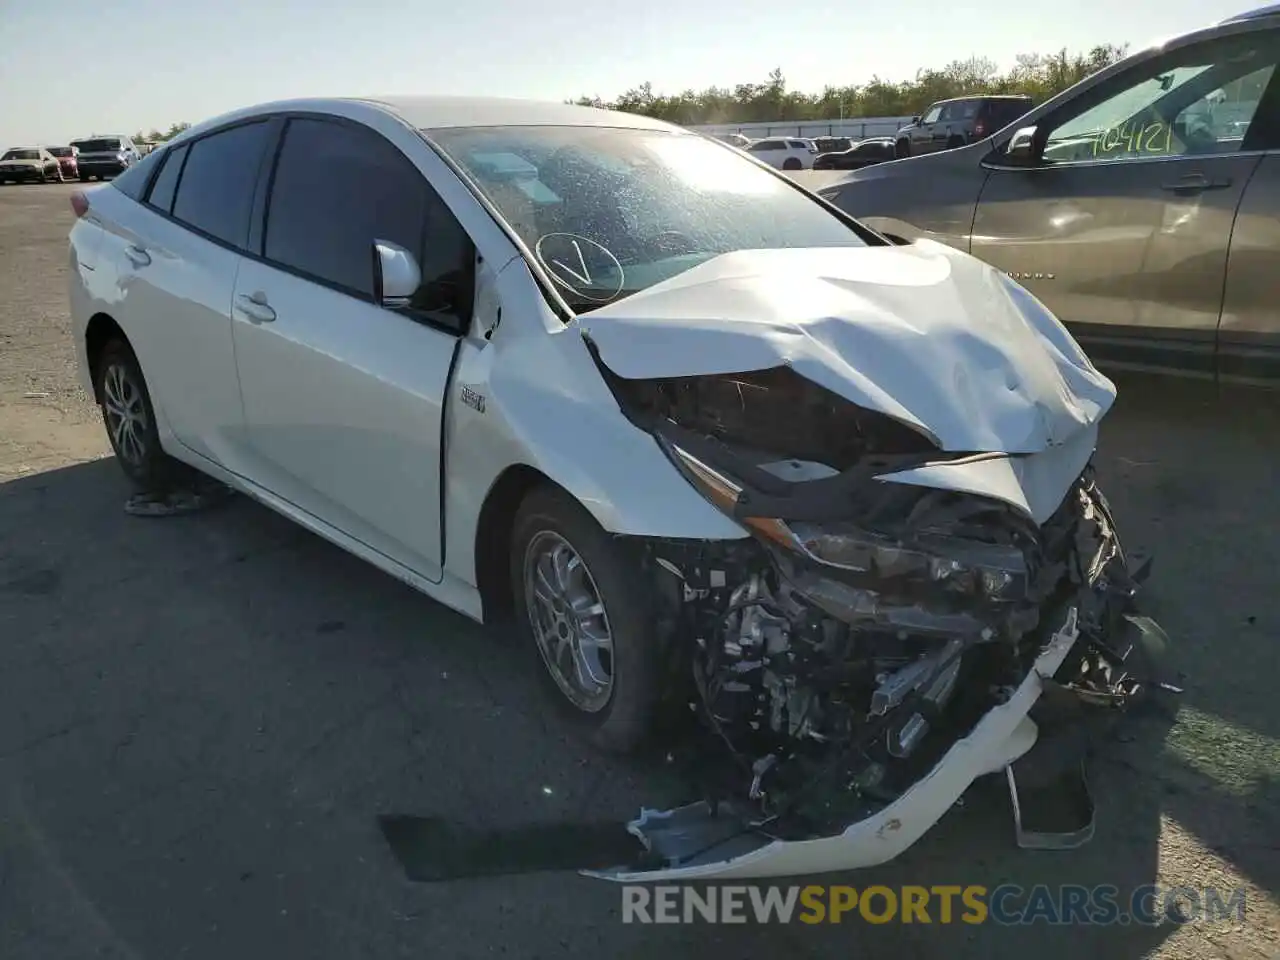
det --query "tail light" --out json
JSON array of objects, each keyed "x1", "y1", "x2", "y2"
[
  {"x1": 974, "y1": 120, "x2": 987, "y2": 137},
  {"x1": 70, "y1": 190, "x2": 90, "y2": 219}
]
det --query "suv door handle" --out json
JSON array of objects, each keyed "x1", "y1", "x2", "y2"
[
  {"x1": 124, "y1": 244, "x2": 151, "y2": 267},
  {"x1": 1161, "y1": 173, "x2": 1232, "y2": 193},
  {"x1": 235, "y1": 292, "x2": 276, "y2": 324}
]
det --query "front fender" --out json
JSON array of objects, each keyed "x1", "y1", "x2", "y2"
[{"x1": 441, "y1": 262, "x2": 747, "y2": 591}]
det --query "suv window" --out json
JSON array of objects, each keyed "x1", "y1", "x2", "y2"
[
  {"x1": 1041, "y1": 32, "x2": 1280, "y2": 163},
  {"x1": 263, "y1": 117, "x2": 473, "y2": 322},
  {"x1": 921, "y1": 104, "x2": 944, "y2": 124},
  {"x1": 171, "y1": 122, "x2": 272, "y2": 246},
  {"x1": 749, "y1": 140, "x2": 783, "y2": 151},
  {"x1": 145, "y1": 144, "x2": 188, "y2": 214},
  {"x1": 985, "y1": 99, "x2": 1032, "y2": 128},
  {"x1": 943, "y1": 100, "x2": 981, "y2": 121}
]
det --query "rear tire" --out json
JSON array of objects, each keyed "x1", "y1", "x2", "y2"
[
  {"x1": 946, "y1": 135, "x2": 965, "y2": 150},
  {"x1": 78, "y1": 173, "x2": 89, "y2": 182},
  {"x1": 94, "y1": 338, "x2": 181, "y2": 492},
  {"x1": 510, "y1": 485, "x2": 663, "y2": 753}
]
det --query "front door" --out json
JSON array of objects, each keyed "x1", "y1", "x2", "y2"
[
  {"x1": 231, "y1": 115, "x2": 475, "y2": 580},
  {"x1": 971, "y1": 28, "x2": 1280, "y2": 373},
  {"x1": 914, "y1": 104, "x2": 944, "y2": 153}
]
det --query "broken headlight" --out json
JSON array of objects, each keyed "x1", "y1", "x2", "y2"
[{"x1": 665, "y1": 442, "x2": 1028, "y2": 601}]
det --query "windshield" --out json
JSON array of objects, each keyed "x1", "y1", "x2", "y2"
[
  {"x1": 46, "y1": 147, "x2": 71, "y2": 157},
  {"x1": 73, "y1": 138, "x2": 122, "y2": 153},
  {"x1": 428, "y1": 125, "x2": 866, "y2": 309},
  {"x1": 3, "y1": 150, "x2": 39, "y2": 161}
]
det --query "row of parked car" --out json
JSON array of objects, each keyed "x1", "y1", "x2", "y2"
[
  {"x1": 0, "y1": 134, "x2": 145, "y2": 185},
  {"x1": 714, "y1": 94, "x2": 1037, "y2": 171}
]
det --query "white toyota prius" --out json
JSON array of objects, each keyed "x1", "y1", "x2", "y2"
[{"x1": 68, "y1": 96, "x2": 1167, "y2": 881}]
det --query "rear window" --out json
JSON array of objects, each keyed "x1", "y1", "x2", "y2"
[
  {"x1": 73, "y1": 138, "x2": 122, "y2": 153},
  {"x1": 110, "y1": 149, "x2": 164, "y2": 201},
  {"x1": 171, "y1": 121, "x2": 272, "y2": 247},
  {"x1": 145, "y1": 144, "x2": 189, "y2": 213},
  {"x1": 2, "y1": 149, "x2": 39, "y2": 160},
  {"x1": 985, "y1": 99, "x2": 1033, "y2": 127},
  {"x1": 46, "y1": 147, "x2": 72, "y2": 158}
]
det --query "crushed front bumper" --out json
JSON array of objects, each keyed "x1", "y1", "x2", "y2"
[{"x1": 588, "y1": 605, "x2": 1084, "y2": 881}]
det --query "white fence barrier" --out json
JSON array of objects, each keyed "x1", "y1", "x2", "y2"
[{"x1": 689, "y1": 117, "x2": 914, "y2": 140}]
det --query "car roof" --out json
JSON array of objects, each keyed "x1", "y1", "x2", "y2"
[
  {"x1": 162, "y1": 96, "x2": 684, "y2": 151},
  {"x1": 932, "y1": 94, "x2": 1031, "y2": 104},
  {"x1": 1221, "y1": 3, "x2": 1280, "y2": 22}
]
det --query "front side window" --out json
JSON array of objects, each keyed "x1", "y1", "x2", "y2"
[
  {"x1": 171, "y1": 122, "x2": 271, "y2": 246},
  {"x1": 429, "y1": 124, "x2": 868, "y2": 310},
  {"x1": 264, "y1": 117, "x2": 472, "y2": 321},
  {"x1": 921, "y1": 105, "x2": 944, "y2": 124},
  {"x1": 1041, "y1": 31, "x2": 1280, "y2": 163},
  {"x1": 749, "y1": 140, "x2": 783, "y2": 151}
]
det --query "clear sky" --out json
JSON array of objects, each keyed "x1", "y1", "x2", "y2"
[{"x1": 0, "y1": 0, "x2": 1254, "y2": 146}]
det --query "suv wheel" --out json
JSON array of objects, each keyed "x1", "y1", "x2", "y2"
[
  {"x1": 782, "y1": 157, "x2": 802, "y2": 170},
  {"x1": 895, "y1": 138, "x2": 911, "y2": 159}
]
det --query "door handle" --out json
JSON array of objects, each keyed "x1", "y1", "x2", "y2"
[
  {"x1": 1161, "y1": 173, "x2": 1232, "y2": 193},
  {"x1": 235, "y1": 292, "x2": 276, "y2": 324},
  {"x1": 124, "y1": 244, "x2": 151, "y2": 267}
]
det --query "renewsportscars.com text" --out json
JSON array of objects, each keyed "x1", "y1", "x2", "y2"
[{"x1": 621, "y1": 884, "x2": 1248, "y2": 926}]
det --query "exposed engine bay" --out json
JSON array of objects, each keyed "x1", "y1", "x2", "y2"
[{"x1": 591, "y1": 361, "x2": 1169, "y2": 875}]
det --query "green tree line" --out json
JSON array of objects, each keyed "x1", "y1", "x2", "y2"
[
  {"x1": 572, "y1": 45, "x2": 1129, "y2": 124},
  {"x1": 130, "y1": 121, "x2": 192, "y2": 144}
]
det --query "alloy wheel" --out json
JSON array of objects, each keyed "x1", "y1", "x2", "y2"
[
  {"x1": 102, "y1": 362, "x2": 149, "y2": 467},
  {"x1": 523, "y1": 530, "x2": 615, "y2": 713}
]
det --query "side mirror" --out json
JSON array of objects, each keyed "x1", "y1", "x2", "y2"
[
  {"x1": 1004, "y1": 125, "x2": 1040, "y2": 165},
  {"x1": 911, "y1": 116, "x2": 921, "y2": 124},
  {"x1": 372, "y1": 239, "x2": 421, "y2": 308}
]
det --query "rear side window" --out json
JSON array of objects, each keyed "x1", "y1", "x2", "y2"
[
  {"x1": 110, "y1": 149, "x2": 163, "y2": 201},
  {"x1": 263, "y1": 116, "x2": 474, "y2": 319},
  {"x1": 145, "y1": 144, "x2": 188, "y2": 214},
  {"x1": 171, "y1": 121, "x2": 272, "y2": 247}
]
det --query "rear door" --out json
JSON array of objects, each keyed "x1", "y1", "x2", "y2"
[
  {"x1": 231, "y1": 114, "x2": 475, "y2": 580},
  {"x1": 103, "y1": 122, "x2": 273, "y2": 464},
  {"x1": 971, "y1": 28, "x2": 1280, "y2": 374}
]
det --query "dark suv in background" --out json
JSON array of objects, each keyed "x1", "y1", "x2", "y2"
[
  {"x1": 894, "y1": 95, "x2": 1034, "y2": 157},
  {"x1": 69, "y1": 135, "x2": 140, "y2": 181}
]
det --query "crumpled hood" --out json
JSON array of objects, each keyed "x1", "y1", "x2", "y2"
[{"x1": 576, "y1": 240, "x2": 1115, "y2": 455}]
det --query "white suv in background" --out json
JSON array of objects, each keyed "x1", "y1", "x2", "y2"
[{"x1": 744, "y1": 136, "x2": 817, "y2": 169}]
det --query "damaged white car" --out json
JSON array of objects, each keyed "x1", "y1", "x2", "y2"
[{"x1": 68, "y1": 96, "x2": 1168, "y2": 881}]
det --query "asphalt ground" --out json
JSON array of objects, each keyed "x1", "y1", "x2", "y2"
[{"x1": 1, "y1": 182, "x2": 1278, "y2": 959}]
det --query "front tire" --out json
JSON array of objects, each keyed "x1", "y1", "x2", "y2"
[
  {"x1": 510, "y1": 485, "x2": 662, "y2": 753},
  {"x1": 895, "y1": 138, "x2": 911, "y2": 159},
  {"x1": 94, "y1": 339, "x2": 178, "y2": 492},
  {"x1": 782, "y1": 157, "x2": 802, "y2": 170}
]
